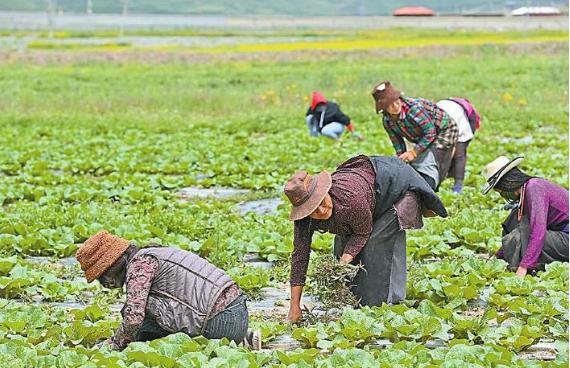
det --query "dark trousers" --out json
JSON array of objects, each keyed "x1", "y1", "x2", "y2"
[
  {"x1": 136, "y1": 294, "x2": 249, "y2": 344},
  {"x1": 334, "y1": 208, "x2": 406, "y2": 306},
  {"x1": 448, "y1": 140, "x2": 471, "y2": 184},
  {"x1": 432, "y1": 146, "x2": 455, "y2": 190},
  {"x1": 500, "y1": 215, "x2": 569, "y2": 271},
  {"x1": 203, "y1": 294, "x2": 249, "y2": 344},
  {"x1": 137, "y1": 317, "x2": 170, "y2": 342}
]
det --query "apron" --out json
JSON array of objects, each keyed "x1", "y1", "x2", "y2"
[
  {"x1": 330, "y1": 155, "x2": 448, "y2": 307},
  {"x1": 405, "y1": 140, "x2": 453, "y2": 191},
  {"x1": 333, "y1": 208, "x2": 406, "y2": 307},
  {"x1": 500, "y1": 209, "x2": 569, "y2": 271}
]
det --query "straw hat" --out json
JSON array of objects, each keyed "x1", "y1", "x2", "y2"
[
  {"x1": 371, "y1": 80, "x2": 402, "y2": 113},
  {"x1": 284, "y1": 171, "x2": 332, "y2": 221},
  {"x1": 482, "y1": 156, "x2": 524, "y2": 194},
  {"x1": 75, "y1": 230, "x2": 131, "y2": 283}
]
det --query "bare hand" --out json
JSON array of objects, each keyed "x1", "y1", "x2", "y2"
[
  {"x1": 94, "y1": 339, "x2": 111, "y2": 349},
  {"x1": 288, "y1": 304, "x2": 303, "y2": 324},
  {"x1": 515, "y1": 266, "x2": 527, "y2": 278},
  {"x1": 352, "y1": 132, "x2": 364, "y2": 141},
  {"x1": 339, "y1": 253, "x2": 354, "y2": 265},
  {"x1": 399, "y1": 151, "x2": 415, "y2": 163}
]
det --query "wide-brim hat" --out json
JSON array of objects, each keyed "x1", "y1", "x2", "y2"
[
  {"x1": 481, "y1": 156, "x2": 524, "y2": 194},
  {"x1": 371, "y1": 80, "x2": 402, "y2": 113},
  {"x1": 284, "y1": 171, "x2": 332, "y2": 221},
  {"x1": 75, "y1": 230, "x2": 131, "y2": 282}
]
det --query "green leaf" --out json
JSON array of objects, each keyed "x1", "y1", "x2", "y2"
[{"x1": 0, "y1": 256, "x2": 17, "y2": 276}]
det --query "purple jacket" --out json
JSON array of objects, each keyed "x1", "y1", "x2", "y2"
[{"x1": 520, "y1": 178, "x2": 569, "y2": 268}]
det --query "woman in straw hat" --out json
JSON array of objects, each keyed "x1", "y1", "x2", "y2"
[
  {"x1": 371, "y1": 81, "x2": 458, "y2": 191},
  {"x1": 482, "y1": 156, "x2": 569, "y2": 277},
  {"x1": 76, "y1": 230, "x2": 261, "y2": 350},
  {"x1": 284, "y1": 154, "x2": 448, "y2": 323}
]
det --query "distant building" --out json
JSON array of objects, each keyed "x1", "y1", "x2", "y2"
[
  {"x1": 511, "y1": 6, "x2": 561, "y2": 16},
  {"x1": 393, "y1": 6, "x2": 435, "y2": 16}
]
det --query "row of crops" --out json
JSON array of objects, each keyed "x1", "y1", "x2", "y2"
[{"x1": 0, "y1": 29, "x2": 568, "y2": 367}]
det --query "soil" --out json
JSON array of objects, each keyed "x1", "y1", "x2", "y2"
[
  {"x1": 177, "y1": 186, "x2": 251, "y2": 200},
  {"x1": 238, "y1": 198, "x2": 281, "y2": 216}
]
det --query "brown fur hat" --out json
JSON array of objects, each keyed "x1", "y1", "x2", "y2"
[{"x1": 76, "y1": 230, "x2": 130, "y2": 283}]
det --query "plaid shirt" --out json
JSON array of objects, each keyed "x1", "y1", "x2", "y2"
[{"x1": 383, "y1": 96, "x2": 451, "y2": 155}]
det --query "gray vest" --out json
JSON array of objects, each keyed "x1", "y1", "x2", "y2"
[{"x1": 134, "y1": 247, "x2": 235, "y2": 335}]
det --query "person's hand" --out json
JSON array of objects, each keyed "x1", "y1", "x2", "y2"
[
  {"x1": 288, "y1": 304, "x2": 303, "y2": 324},
  {"x1": 94, "y1": 339, "x2": 112, "y2": 350},
  {"x1": 339, "y1": 253, "x2": 354, "y2": 265},
  {"x1": 399, "y1": 151, "x2": 416, "y2": 163},
  {"x1": 352, "y1": 132, "x2": 364, "y2": 140},
  {"x1": 515, "y1": 266, "x2": 527, "y2": 278}
]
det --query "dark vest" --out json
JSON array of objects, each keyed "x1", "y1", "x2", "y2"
[{"x1": 133, "y1": 247, "x2": 235, "y2": 335}]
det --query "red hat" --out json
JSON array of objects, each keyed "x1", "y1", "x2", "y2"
[{"x1": 310, "y1": 91, "x2": 327, "y2": 110}]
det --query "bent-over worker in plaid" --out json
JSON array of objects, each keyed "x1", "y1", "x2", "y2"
[{"x1": 371, "y1": 81, "x2": 458, "y2": 191}]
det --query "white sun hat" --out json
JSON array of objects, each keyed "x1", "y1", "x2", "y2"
[{"x1": 481, "y1": 156, "x2": 524, "y2": 195}]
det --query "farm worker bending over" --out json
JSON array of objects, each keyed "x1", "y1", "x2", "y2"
[
  {"x1": 436, "y1": 98, "x2": 481, "y2": 194},
  {"x1": 482, "y1": 156, "x2": 569, "y2": 277},
  {"x1": 371, "y1": 81, "x2": 458, "y2": 191},
  {"x1": 75, "y1": 230, "x2": 261, "y2": 351},
  {"x1": 284, "y1": 155, "x2": 448, "y2": 323},
  {"x1": 306, "y1": 91, "x2": 362, "y2": 140}
]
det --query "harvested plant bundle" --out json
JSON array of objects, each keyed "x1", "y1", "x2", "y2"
[{"x1": 309, "y1": 254, "x2": 364, "y2": 310}]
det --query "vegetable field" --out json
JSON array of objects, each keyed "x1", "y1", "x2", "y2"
[{"x1": 0, "y1": 28, "x2": 568, "y2": 367}]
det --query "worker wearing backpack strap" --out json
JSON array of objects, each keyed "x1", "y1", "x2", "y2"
[
  {"x1": 371, "y1": 81, "x2": 458, "y2": 191},
  {"x1": 436, "y1": 97, "x2": 481, "y2": 193}
]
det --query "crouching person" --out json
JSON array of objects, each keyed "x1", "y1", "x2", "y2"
[
  {"x1": 76, "y1": 230, "x2": 260, "y2": 351},
  {"x1": 482, "y1": 156, "x2": 569, "y2": 277}
]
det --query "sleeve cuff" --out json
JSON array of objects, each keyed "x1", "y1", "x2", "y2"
[
  {"x1": 342, "y1": 246, "x2": 362, "y2": 258},
  {"x1": 413, "y1": 145, "x2": 426, "y2": 155},
  {"x1": 110, "y1": 337, "x2": 125, "y2": 351}
]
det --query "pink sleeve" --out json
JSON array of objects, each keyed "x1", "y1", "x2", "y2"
[{"x1": 111, "y1": 255, "x2": 158, "y2": 350}]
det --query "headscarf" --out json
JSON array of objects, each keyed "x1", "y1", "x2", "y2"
[{"x1": 310, "y1": 91, "x2": 327, "y2": 110}]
